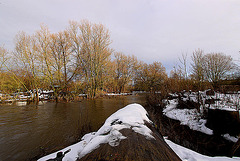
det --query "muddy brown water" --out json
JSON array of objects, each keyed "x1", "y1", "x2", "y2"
[{"x1": 0, "y1": 95, "x2": 146, "y2": 161}]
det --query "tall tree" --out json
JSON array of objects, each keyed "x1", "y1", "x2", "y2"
[
  {"x1": 35, "y1": 25, "x2": 59, "y2": 100},
  {"x1": 49, "y1": 30, "x2": 79, "y2": 94},
  {"x1": 203, "y1": 52, "x2": 233, "y2": 88},
  {"x1": 14, "y1": 31, "x2": 42, "y2": 101},
  {"x1": 0, "y1": 46, "x2": 9, "y2": 93},
  {"x1": 191, "y1": 49, "x2": 205, "y2": 89},
  {"x1": 78, "y1": 20, "x2": 112, "y2": 98},
  {"x1": 0, "y1": 45, "x2": 8, "y2": 71},
  {"x1": 178, "y1": 53, "x2": 188, "y2": 80},
  {"x1": 114, "y1": 52, "x2": 137, "y2": 93},
  {"x1": 135, "y1": 61, "x2": 167, "y2": 92}
]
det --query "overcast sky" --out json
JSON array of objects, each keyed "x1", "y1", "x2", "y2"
[{"x1": 0, "y1": 0, "x2": 240, "y2": 72}]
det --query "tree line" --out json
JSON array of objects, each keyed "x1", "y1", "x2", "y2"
[{"x1": 0, "y1": 20, "x2": 239, "y2": 100}]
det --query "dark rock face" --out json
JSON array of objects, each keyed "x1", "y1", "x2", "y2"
[
  {"x1": 80, "y1": 123, "x2": 181, "y2": 161},
  {"x1": 206, "y1": 109, "x2": 240, "y2": 136}
]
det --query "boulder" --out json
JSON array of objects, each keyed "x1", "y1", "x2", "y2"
[{"x1": 80, "y1": 123, "x2": 181, "y2": 161}]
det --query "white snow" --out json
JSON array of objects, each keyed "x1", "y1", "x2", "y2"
[
  {"x1": 164, "y1": 90, "x2": 240, "y2": 136},
  {"x1": 204, "y1": 92, "x2": 240, "y2": 111},
  {"x1": 222, "y1": 134, "x2": 239, "y2": 143},
  {"x1": 164, "y1": 137, "x2": 240, "y2": 161},
  {"x1": 106, "y1": 93, "x2": 129, "y2": 96},
  {"x1": 180, "y1": 90, "x2": 240, "y2": 111},
  {"x1": 15, "y1": 101, "x2": 27, "y2": 106},
  {"x1": 78, "y1": 94, "x2": 87, "y2": 97},
  {"x1": 38, "y1": 103, "x2": 154, "y2": 161},
  {"x1": 209, "y1": 105, "x2": 238, "y2": 112},
  {"x1": 163, "y1": 100, "x2": 213, "y2": 135}
]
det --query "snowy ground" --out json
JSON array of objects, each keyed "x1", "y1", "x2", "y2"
[
  {"x1": 164, "y1": 91, "x2": 239, "y2": 142},
  {"x1": 170, "y1": 90, "x2": 240, "y2": 111},
  {"x1": 106, "y1": 93, "x2": 130, "y2": 96},
  {"x1": 164, "y1": 137, "x2": 240, "y2": 161},
  {"x1": 193, "y1": 90, "x2": 239, "y2": 112},
  {"x1": 163, "y1": 99, "x2": 213, "y2": 135}
]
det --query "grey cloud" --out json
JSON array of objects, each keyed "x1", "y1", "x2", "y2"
[{"x1": 0, "y1": 0, "x2": 240, "y2": 71}]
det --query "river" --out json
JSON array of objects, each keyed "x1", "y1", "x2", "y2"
[{"x1": 0, "y1": 95, "x2": 146, "y2": 161}]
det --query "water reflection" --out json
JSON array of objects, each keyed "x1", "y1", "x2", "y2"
[
  {"x1": 15, "y1": 102, "x2": 27, "y2": 106},
  {"x1": 0, "y1": 95, "x2": 146, "y2": 161}
]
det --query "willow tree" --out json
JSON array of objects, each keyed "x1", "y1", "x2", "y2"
[
  {"x1": 135, "y1": 61, "x2": 167, "y2": 92},
  {"x1": 14, "y1": 31, "x2": 44, "y2": 101},
  {"x1": 77, "y1": 20, "x2": 112, "y2": 98},
  {"x1": 114, "y1": 52, "x2": 137, "y2": 93},
  {"x1": 49, "y1": 30, "x2": 80, "y2": 94},
  {"x1": 0, "y1": 46, "x2": 10, "y2": 92},
  {"x1": 0, "y1": 46, "x2": 8, "y2": 70},
  {"x1": 34, "y1": 25, "x2": 60, "y2": 100}
]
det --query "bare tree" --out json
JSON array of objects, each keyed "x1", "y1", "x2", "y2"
[
  {"x1": 35, "y1": 24, "x2": 60, "y2": 100},
  {"x1": 78, "y1": 20, "x2": 112, "y2": 98},
  {"x1": 14, "y1": 31, "x2": 45, "y2": 101},
  {"x1": 0, "y1": 46, "x2": 9, "y2": 92},
  {"x1": 178, "y1": 53, "x2": 188, "y2": 80},
  {"x1": 191, "y1": 49, "x2": 205, "y2": 89},
  {"x1": 135, "y1": 61, "x2": 167, "y2": 92},
  {"x1": 0, "y1": 45, "x2": 8, "y2": 70},
  {"x1": 114, "y1": 52, "x2": 137, "y2": 93},
  {"x1": 203, "y1": 52, "x2": 233, "y2": 88}
]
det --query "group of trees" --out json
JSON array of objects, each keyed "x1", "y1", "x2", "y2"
[
  {"x1": 191, "y1": 49, "x2": 234, "y2": 88},
  {"x1": 0, "y1": 20, "x2": 239, "y2": 100},
  {"x1": 169, "y1": 49, "x2": 238, "y2": 92},
  {"x1": 0, "y1": 20, "x2": 143, "y2": 99}
]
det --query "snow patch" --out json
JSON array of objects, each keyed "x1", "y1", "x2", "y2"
[
  {"x1": 164, "y1": 137, "x2": 240, "y2": 161},
  {"x1": 38, "y1": 103, "x2": 154, "y2": 161},
  {"x1": 163, "y1": 101, "x2": 213, "y2": 135},
  {"x1": 222, "y1": 134, "x2": 239, "y2": 143}
]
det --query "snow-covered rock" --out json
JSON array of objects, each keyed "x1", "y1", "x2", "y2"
[{"x1": 38, "y1": 103, "x2": 154, "y2": 161}]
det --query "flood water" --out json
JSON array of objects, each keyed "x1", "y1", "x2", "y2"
[{"x1": 0, "y1": 95, "x2": 146, "y2": 161}]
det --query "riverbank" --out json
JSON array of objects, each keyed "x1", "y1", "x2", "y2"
[
  {"x1": 0, "y1": 95, "x2": 147, "y2": 161},
  {"x1": 145, "y1": 90, "x2": 240, "y2": 158},
  {"x1": 0, "y1": 92, "x2": 136, "y2": 105}
]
